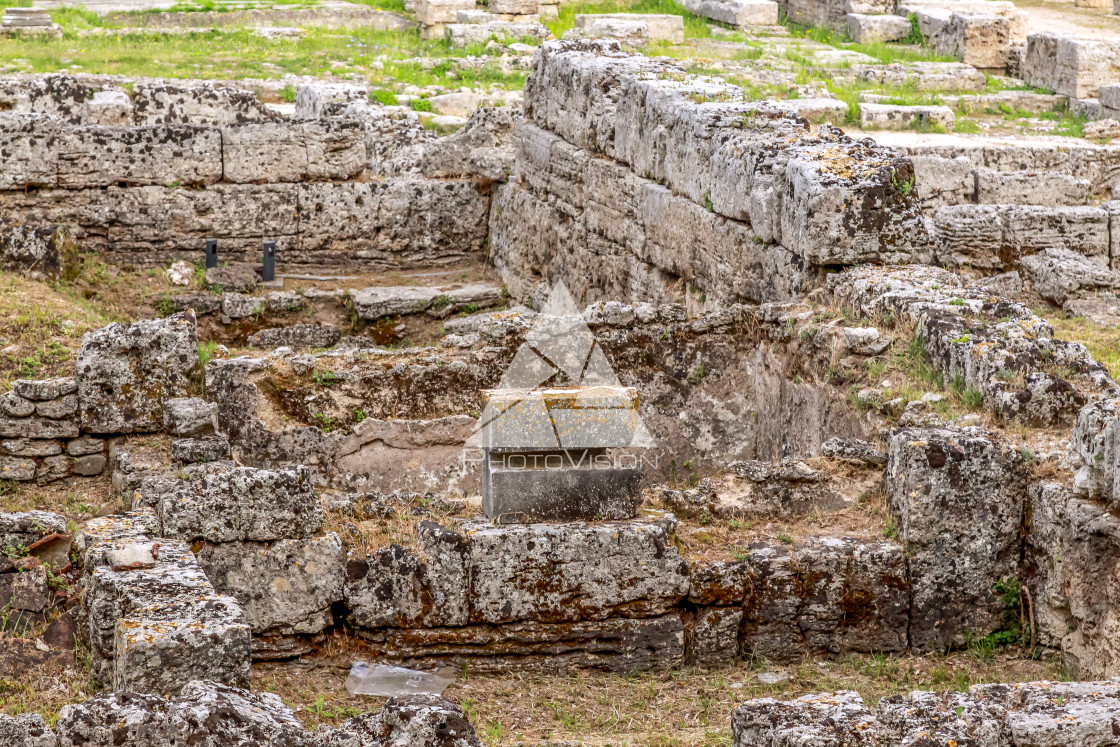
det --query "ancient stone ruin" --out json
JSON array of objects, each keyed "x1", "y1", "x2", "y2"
[{"x1": 2, "y1": 0, "x2": 1120, "y2": 738}]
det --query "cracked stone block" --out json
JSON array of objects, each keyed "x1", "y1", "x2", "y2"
[
  {"x1": 76, "y1": 312, "x2": 199, "y2": 434},
  {"x1": 205, "y1": 264, "x2": 257, "y2": 293},
  {"x1": 974, "y1": 168, "x2": 1090, "y2": 207},
  {"x1": 0, "y1": 456, "x2": 35, "y2": 481},
  {"x1": 114, "y1": 595, "x2": 251, "y2": 695},
  {"x1": 681, "y1": 0, "x2": 778, "y2": 26},
  {"x1": 221, "y1": 293, "x2": 265, "y2": 320},
  {"x1": 0, "y1": 564, "x2": 49, "y2": 611},
  {"x1": 132, "y1": 82, "x2": 278, "y2": 126},
  {"x1": 859, "y1": 102, "x2": 955, "y2": 131},
  {"x1": 846, "y1": 13, "x2": 911, "y2": 43},
  {"x1": 0, "y1": 415, "x2": 79, "y2": 439},
  {"x1": 686, "y1": 607, "x2": 743, "y2": 667},
  {"x1": 415, "y1": 0, "x2": 475, "y2": 24},
  {"x1": 221, "y1": 118, "x2": 367, "y2": 183},
  {"x1": 349, "y1": 284, "x2": 502, "y2": 320},
  {"x1": 380, "y1": 614, "x2": 686, "y2": 673},
  {"x1": 13, "y1": 378, "x2": 76, "y2": 401},
  {"x1": 464, "y1": 519, "x2": 689, "y2": 624},
  {"x1": 162, "y1": 397, "x2": 218, "y2": 438},
  {"x1": 2, "y1": 439, "x2": 61, "y2": 457},
  {"x1": 322, "y1": 695, "x2": 481, "y2": 747},
  {"x1": 196, "y1": 535, "x2": 345, "y2": 636},
  {"x1": 732, "y1": 691, "x2": 880, "y2": 746},
  {"x1": 937, "y1": 13, "x2": 1010, "y2": 69},
  {"x1": 36, "y1": 455, "x2": 70, "y2": 485},
  {"x1": 1021, "y1": 247, "x2": 1116, "y2": 304},
  {"x1": 56, "y1": 125, "x2": 223, "y2": 189},
  {"x1": 171, "y1": 436, "x2": 231, "y2": 464},
  {"x1": 688, "y1": 559, "x2": 750, "y2": 605},
  {"x1": 0, "y1": 391, "x2": 34, "y2": 417},
  {"x1": 247, "y1": 324, "x2": 342, "y2": 349},
  {"x1": 887, "y1": 427, "x2": 1025, "y2": 652},
  {"x1": 159, "y1": 463, "x2": 323, "y2": 542},
  {"x1": 67, "y1": 436, "x2": 105, "y2": 457},
  {"x1": 0, "y1": 223, "x2": 78, "y2": 283},
  {"x1": 34, "y1": 395, "x2": 76, "y2": 420},
  {"x1": 0, "y1": 712, "x2": 55, "y2": 747}
]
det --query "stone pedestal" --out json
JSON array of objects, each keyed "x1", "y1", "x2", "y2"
[{"x1": 478, "y1": 386, "x2": 644, "y2": 523}]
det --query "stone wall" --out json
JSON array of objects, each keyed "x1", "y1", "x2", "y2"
[
  {"x1": 489, "y1": 40, "x2": 929, "y2": 308},
  {"x1": 0, "y1": 84, "x2": 498, "y2": 271}
]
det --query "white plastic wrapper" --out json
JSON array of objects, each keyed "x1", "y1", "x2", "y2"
[{"x1": 344, "y1": 662, "x2": 455, "y2": 697}]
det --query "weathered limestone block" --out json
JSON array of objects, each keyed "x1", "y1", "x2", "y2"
[
  {"x1": 162, "y1": 397, "x2": 218, "y2": 437},
  {"x1": 0, "y1": 712, "x2": 55, "y2": 747},
  {"x1": 732, "y1": 691, "x2": 880, "y2": 747},
  {"x1": 784, "y1": 0, "x2": 848, "y2": 27},
  {"x1": 859, "y1": 102, "x2": 955, "y2": 131},
  {"x1": 686, "y1": 607, "x2": 742, "y2": 666},
  {"x1": 14, "y1": 377, "x2": 75, "y2": 401},
  {"x1": 221, "y1": 118, "x2": 366, "y2": 183},
  {"x1": 974, "y1": 167, "x2": 1090, "y2": 206},
  {"x1": 247, "y1": 324, "x2": 342, "y2": 349},
  {"x1": 1021, "y1": 247, "x2": 1116, "y2": 304},
  {"x1": 740, "y1": 538, "x2": 907, "y2": 660},
  {"x1": 159, "y1": 463, "x2": 323, "y2": 542},
  {"x1": 132, "y1": 82, "x2": 277, "y2": 126},
  {"x1": 573, "y1": 13, "x2": 684, "y2": 43},
  {"x1": 56, "y1": 125, "x2": 223, "y2": 189},
  {"x1": 114, "y1": 595, "x2": 251, "y2": 694},
  {"x1": 381, "y1": 614, "x2": 686, "y2": 672},
  {"x1": 465, "y1": 519, "x2": 689, "y2": 624},
  {"x1": 415, "y1": 0, "x2": 475, "y2": 25},
  {"x1": 887, "y1": 427, "x2": 1025, "y2": 651},
  {"x1": 681, "y1": 0, "x2": 779, "y2": 26},
  {"x1": 171, "y1": 436, "x2": 231, "y2": 464},
  {"x1": 846, "y1": 12, "x2": 911, "y2": 43},
  {"x1": 689, "y1": 559, "x2": 751, "y2": 606},
  {"x1": 0, "y1": 73, "x2": 92, "y2": 123},
  {"x1": 934, "y1": 204, "x2": 1109, "y2": 271},
  {"x1": 321, "y1": 695, "x2": 481, "y2": 747},
  {"x1": 0, "y1": 113, "x2": 58, "y2": 189},
  {"x1": 784, "y1": 98, "x2": 850, "y2": 124},
  {"x1": 196, "y1": 534, "x2": 345, "y2": 635},
  {"x1": 446, "y1": 21, "x2": 549, "y2": 47},
  {"x1": 55, "y1": 682, "x2": 311, "y2": 747},
  {"x1": 937, "y1": 13, "x2": 1010, "y2": 70},
  {"x1": 1027, "y1": 482, "x2": 1120, "y2": 677},
  {"x1": 0, "y1": 223, "x2": 78, "y2": 282},
  {"x1": 1023, "y1": 33, "x2": 1120, "y2": 98},
  {"x1": 297, "y1": 180, "x2": 489, "y2": 268},
  {"x1": 349, "y1": 283, "x2": 502, "y2": 320},
  {"x1": 76, "y1": 312, "x2": 198, "y2": 434},
  {"x1": 0, "y1": 456, "x2": 36, "y2": 481},
  {"x1": 420, "y1": 105, "x2": 521, "y2": 182},
  {"x1": 221, "y1": 293, "x2": 265, "y2": 320}
]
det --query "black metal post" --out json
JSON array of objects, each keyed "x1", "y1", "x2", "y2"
[
  {"x1": 205, "y1": 239, "x2": 218, "y2": 269},
  {"x1": 262, "y1": 241, "x2": 276, "y2": 282}
]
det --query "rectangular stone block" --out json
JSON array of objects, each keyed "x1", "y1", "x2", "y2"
[
  {"x1": 159, "y1": 463, "x2": 323, "y2": 542},
  {"x1": 937, "y1": 13, "x2": 1009, "y2": 70},
  {"x1": 221, "y1": 118, "x2": 366, "y2": 183},
  {"x1": 974, "y1": 168, "x2": 1090, "y2": 206},
  {"x1": 479, "y1": 387, "x2": 640, "y2": 452},
  {"x1": 934, "y1": 204, "x2": 1109, "y2": 270},
  {"x1": 688, "y1": 0, "x2": 778, "y2": 26},
  {"x1": 464, "y1": 519, "x2": 689, "y2": 624},
  {"x1": 56, "y1": 125, "x2": 223, "y2": 189},
  {"x1": 132, "y1": 82, "x2": 276, "y2": 126},
  {"x1": 573, "y1": 13, "x2": 683, "y2": 42},
  {"x1": 114, "y1": 595, "x2": 251, "y2": 695},
  {"x1": 887, "y1": 427, "x2": 1025, "y2": 652},
  {"x1": 414, "y1": 0, "x2": 475, "y2": 24},
  {"x1": 859, "y1": 103, "x2": 956, "y2": 131},
  {"x1": 686, "y1": 607, "x2": 742, "y2": 667},
  {"x1": 196, "y1": 535, "x2": 344, "y2": 635},
  {"x1": 0, "y1": 113, "x2": 57, "y2": 189},
  {"x1": 379, "y1": 614, "x2": 686, "y2": 673},
  {"x1": 1025, "y1": 34, "x2": 1120, "y2": 98},
  {"x1": 490, "y1": 0, "x2": 538, "y2": 14},
  {"x1": 784, "y1": 0, "x2": 847, "y2": 27},
  {"x1": 483, "y1": 456, "x2": 641, "y2": 522},
  {"x1": 846, "y1": 13, "x2": 912, "y2": 43}
]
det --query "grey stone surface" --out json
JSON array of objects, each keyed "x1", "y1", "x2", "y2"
[
  {"x1": 846, "y1": 12, "x2": 911, "y2": 43},
  {"x1": 319, "y1": 695, "x2": 480, "y2": 747},
  {"x1": 0, "y1": 712, "x2": 55, "y2": 747},
  {"x1": 350, "y1": 283, "x2": 502, "y2": 320},
  {"x1": 937, "y1": 12, "x2": 1010, "y2": 69},
  {"x1": 221, "y1": 117, "x2": 367, "y2": 183},
  {"x1": 56, "y1": 125, "x2": 223, "y2": 189},
  {"x1": 171, "y1": 435, "x2": 231, "y2": 463},
  {"x1": 859, "y1": 102, "x2": 955, "y2": 131},
  {"x1": 76, "y1": 312, "x2": 198, "y2": 434},
  {"x1": 686, "y1": 606, "x2": 742, "y2": 667},
  {"x1": 132, "y1": 82, "x2": 278, "y2": 126},
  {"x1": 974, "y1": 167, "x2": 1091, "y2": 206},
  {"x1": 162, "y1": 397, "x2": 218, "y2": 437},
  {"x1": 680, "y1": 0, "x2": 778, "y2": 26},
  {"x1": 248, "y1": 324, "x2": 342, "y2": 349},
  {"x1": 482, "y1": 457, "x2": 641, "y2": 522},
  {"x1": 934, "y1": 204, "x2": 1109, "y2": 272},
  {"x1": 0, "y1": 510, "x2": 66, "y2": 550},
  {"x1": 887, "y1": 427, "x2": 1025, "y2": 651},
  {"x1": 205, "y1": 264, "x2": 257, "y2": 292},
  {"x1": 1021, "y1": 246, "x2": 1116, "y2": 304},
  {"x1": 0, "y1": 223, "x2": 77, "y2": 282},
  {"x1": 159, "y1": 463, "x2": 323, "y2": 542},
  {"x1": 1023, "y1": 33, "x2": 1120, "y2": 98},
  {"x1": 197, "y1": 534, "x2": 345, "y2": 635}
]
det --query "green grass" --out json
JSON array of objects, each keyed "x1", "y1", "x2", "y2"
[
  {"x1": 782, "y1": 19, "x2": 956, "y2": 64},
  {"x1": 0, "y1": 24, "x2": 526, "y2": 87},
  {"x1": 545, "y1": 0, "x2": 717, "y2": 40}
]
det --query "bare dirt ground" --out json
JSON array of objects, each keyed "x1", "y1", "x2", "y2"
[{"x1": 1013, "y1": 0, "x2": 1120, "y2": 39}]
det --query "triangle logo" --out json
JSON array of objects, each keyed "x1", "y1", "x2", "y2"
[{"x1": 467, "y1": 281, "x2": 652, "y2": 452}]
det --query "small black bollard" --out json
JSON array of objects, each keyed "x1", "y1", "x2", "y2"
[
  {"x1": 205, "y1": 239, "x2": 218, "y2": 269},
  {"x1": 262, "y1": 241, "x2": 276, "y2": 282}
]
